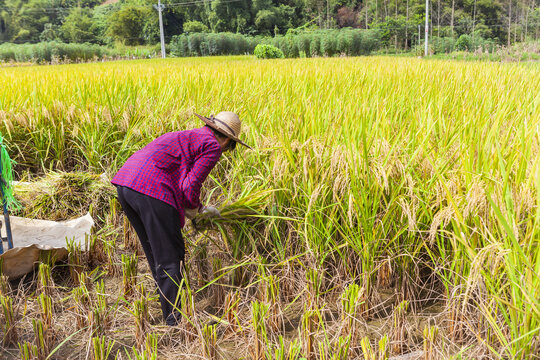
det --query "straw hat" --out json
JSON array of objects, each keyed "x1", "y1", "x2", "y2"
[{"x1": 195, "y1": 111, "x2": 252, "y2": 149}]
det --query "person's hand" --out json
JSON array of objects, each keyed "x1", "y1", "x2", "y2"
[
  {"x1": 200, "y1": 205, "x2": 220, "y2": 218},
  {"x1": 184, "y1": 207, "x2": 198, "y2": 220}
]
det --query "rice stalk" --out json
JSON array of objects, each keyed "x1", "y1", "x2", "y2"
[
  {"x1": 94, "y1": 280, "x2": 111, "y2": 332},
  {"x1": 377, "y1": 334, "x2": 389, "y2": 360},
  {"x1": 18, "y1": 341, "x2": 39, "y2": 360},
  {"x1": 0, "y1": 294, "x2": 18, "y2": 346},
  {"x1": 37, "y1": 293, "x2": 54, "y2": 336},
  {"x1": 251, "y1": 300, "x2": 269, "y2": 360},
  {"x1": 300, "y1": 305, "x2": 320, "y2": 360},
  {"x1": 423, "y1": 325, "x2": 439, "y2": 360},
  {"x1": 341, "y1": 283, "x2": 364, "y2": 341},
  {"x1": 104, "y1": 238, "x2": 120, "y2": 276},
  {"x1": 72, "y1": 281, "x2": 91, "y2": 329},
  {"x1": 201, "y1": 323, "x2": 218, "y2": 359},
  {"x1": 91, "y1": 336, "x2": 115, "y2": 360},
  {"x1": 306, "y1": 268, "x2": 323, "y2": 309},
  {"x1": 223, "y1": 290, "x2": 240, "y2": 335},
  {"x1": 260, "y1": 274, "x2": 282, "y2": 332},
  {"x1": 178, "y1": 284, "x2": 197, "y2": 341},
  {"x1": 0, "y1": 274, "x2": 11, "y2": 296},
  {"x1": 32, "y1": 319, "x2": 53, "y2": 360},
  {"x1": 318, "y1": 335, "x2": 349, "y2": 360},
  {"x1": 88, "y1": 280, "x2": 111, "y2": 337},
  {"x1": 265, "y1": 335, "x2": 301, "y2": 360},
  {"x1": 360, "y1": 337, "x2": 375, "y2": 360},
  {"x1": 123, "y1": 215, "x2": 139, "y2": 252},
  {"x1": 129, "y1": 283, "x2": 150, "y2": 350},
  {"x1": 143, "y1": 333, "x2": 158, "y2": 360},
  {"x1": 37, "y1": 263, "x2": 54, "y2": 296},
  {"x1": 121, "y1": 253, "x2": 138, "y2": 298},
  {"x1": 212, "y1": 257, "x2": 225, "y2": 306},
  {"x1": 67, "y1": 237, "x2": 84, "y2": 284},
  {"x1": 390, "y1": 300, "x2": 409, "y2": 355}
]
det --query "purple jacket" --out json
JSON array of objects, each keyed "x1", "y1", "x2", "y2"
[{"x1": 112, "y1": 127, "x2": 222, "y2": 227}]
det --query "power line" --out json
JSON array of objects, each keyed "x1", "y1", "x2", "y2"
[
  {"x1": 0, "y1": 0, "x2": 246, "y2": 12},
  {"x1": 165, "y1": 0, "x2": 241, "y2": 7}
]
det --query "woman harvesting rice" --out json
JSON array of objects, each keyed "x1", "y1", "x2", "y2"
[{"x1": 112, "y1": 111, "x2": 250, "y2": 326}]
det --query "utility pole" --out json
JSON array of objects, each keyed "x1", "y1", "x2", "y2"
[
  {"x1": 424, "y1": 0, "x2": 429, "y2": 56},
  {"x1": 154, "y1": 0, "x2": 166, "y2": 58}
]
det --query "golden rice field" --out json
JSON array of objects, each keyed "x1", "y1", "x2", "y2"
[{"x1": 0, "y1": 56, "x2": 539, "y2": 359}]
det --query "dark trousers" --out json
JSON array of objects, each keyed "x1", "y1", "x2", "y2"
[{"x1": 116, "y1": 186, "x2": 184, "y2": 326}]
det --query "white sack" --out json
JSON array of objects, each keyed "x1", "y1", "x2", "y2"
[{"x1": 0, "y1": 214, "x2": 94, "y2": 279}]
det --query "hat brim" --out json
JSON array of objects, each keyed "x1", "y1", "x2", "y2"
[{"x1": 195, "y1": 113, "x2": 252, "y2": 150}]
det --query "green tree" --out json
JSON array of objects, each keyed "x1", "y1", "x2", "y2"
[
  {"x1": 106, "y1": 5, "x2": 147, "y2": 45},
  {"x1": 61, "y1": 7, "x2": 96, "y2": 43},
  {"x1": 39, "y1": 23, "x2": 61, "y2": 42},
  {"x1": 183, "y1": 20, "x2": 209, "y2": 33},
  {"x1": 1, "y1": 0, "x2": 51, "y2": 42}
]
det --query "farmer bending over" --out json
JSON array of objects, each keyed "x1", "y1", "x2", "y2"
[{"x1": 112, "y1": 112, "x2": 250, "y2": 326}]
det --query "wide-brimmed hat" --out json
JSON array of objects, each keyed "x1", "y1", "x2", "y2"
[{"x1": 195, "y1": 111, "x2": 252, "y2": 149}]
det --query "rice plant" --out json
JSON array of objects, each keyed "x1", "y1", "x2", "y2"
[
  {"x1": 423, "y1": 325, "x2": 439, "y2": 360},
  {"x1": 265, "y1": 336, "x2": 301, "y2": 360},
  {"x1": 223, "y1": 290, "x2": 241, "y2": 335},
  {"x1": 390, "y1": 300, "x2": 409, "y2": 355},
  {"x1": 32, "y1": 319, "x2": 52, "y2": 360},
  {"x1": 259, "y1": 274, "x2": 282, "y2": 332},
  {"x1": 94, "y1": 280, "x2": 111, "y2": 332},
  {"x1": 306, "y1": 268, "x2": 323, "y2": 309},
  {"x1": 143, "y1": 333, "x2": 158, "y2": 360},
  {"x1": 129, "y1": 283, "x2": 150, "y2": 350},
  {"x1": 67, "y1": 237, "x2": 84, "y2": 283},
  {"x1": 360, "y1": 337, "x2": 375, "y2": 360},
  {"x1": 1, "y1": 56, "x2": 539, "y2": 358},
  {"x1": 377, "y1": 334, "x2": 389, "y2": 360},
  {"x1": 0, "y1": 294, "x2": 18, "y2": 346},
  {"x1": 37, "y1": 293, "x2": 54, "y2": 335},
  {"x1": 300, "y1": 306, "x2": 321, "y2": 360},
  {"x1": 212, "y1": 257, "x2": 225, "y2": 306},
  {"x1": 177, "y1": 283, "x2": 197, "y2": 341},
  {"x1": 317, "y1": 335, "x2": 350, "y2": 360},
  {"x1": 87, "y1": 280, "x2": 112, "y2": 337},
  {"x1": 121, "y1": 253, "x2": 138, "y2": 298},
  {"x1": 0, "y1": 274, "x2": 10, "y2": 296},
  {"x1": 251, "y1": 300, "x2": 270, "y2": 360},
  {"x1": 91, "y1": 336, "x2": 115, "y2": 360},
  {"x1": 72, "y1": 282, "x2": 91, "y2": 329},
  {"x1": 18, "y1": 341, "x2": 39, "y2": 360},
  {"x1": 201, "y1": 323, "x2": 218, "y2": 359},
  {"x1": 37, "y1": 263, "x2": 53, "y2": 296},
  {"x1": 123, "y1": 216, "x2": 139, "y2": 252},
  {"x1": 340, "y1": 283, "x2": 365, "y2": 340},
  {"x1": 122, "y1": 332, "x2": 158, "y2": 360}
]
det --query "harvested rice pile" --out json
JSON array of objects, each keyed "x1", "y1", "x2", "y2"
[{"x1": 13, "y1": 172, "x2": 115, "y2": 223}]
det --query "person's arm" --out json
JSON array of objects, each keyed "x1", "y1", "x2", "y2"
[{"x1": 181, "y1": 142, "x2": 221, "y2": 210}]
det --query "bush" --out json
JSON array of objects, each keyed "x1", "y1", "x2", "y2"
[
  {"x1": 337, "y1": 30, "x2": 353, "y2": 55},
  {"x1": 296, "y1": 34, "x2": 311, "y2": 57},
  {"x1": 309, "y1": 35, "x2": 322, "y2": 57},
  {"x1": 183, "y1": 21, "x2": 209, "y2": 34},
  {"x1": 432, "y1": 36, "x2": 455, "y2": 54},
  {"x1": 254, "y1": 44, "x2": 284, "y2": 59},
  {"x1": 0, "y1": 41, "x2": 120, "y2": 63},
  {"x1": 170, "y1": 35, "x2": 189, "y2": 56},
  {"x1": 321, "y1": 32, "x2": 338, "y2": 56},
  {"x1": 455, "y1": 34, "x2": 472, "y2": 51},
  {"x1": 361, "y1": 30, "x2": 382, "y2": 55}
]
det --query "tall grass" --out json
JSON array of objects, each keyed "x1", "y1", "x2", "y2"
[{"x1": 0, "y1": 56, "x2": 538, "y2": 358}]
